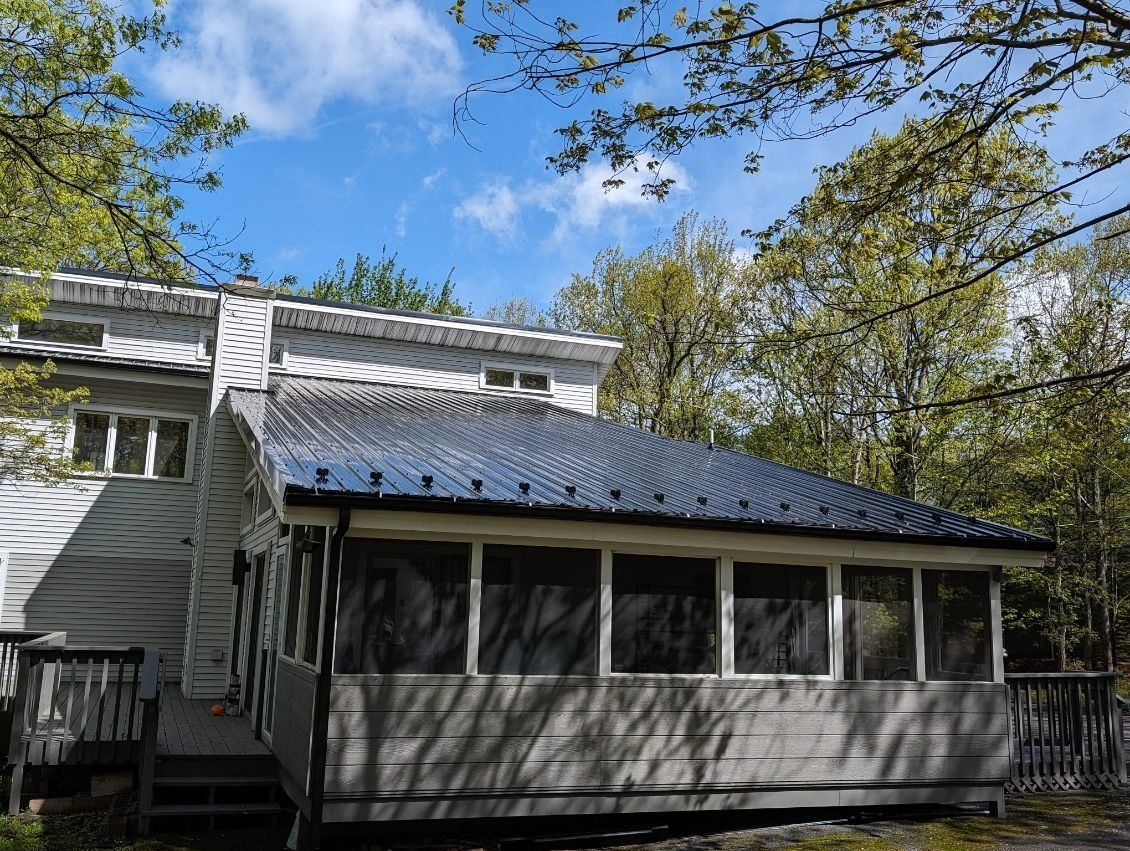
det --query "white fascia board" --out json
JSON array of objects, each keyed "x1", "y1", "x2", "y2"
[
  {"x1": 275, "y1": 299, "x2": 623, "y2": 365},
  {"x1": 3, "y1": 269, "x2": 218, "y2": 317}
]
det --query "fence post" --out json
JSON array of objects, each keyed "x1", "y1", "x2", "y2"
[{"x1": 6, "y1": 654, "x2": 30, "y2": 816}]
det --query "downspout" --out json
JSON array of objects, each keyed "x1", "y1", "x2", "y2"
[{"x1": 306, "y1": 507, "x2": 350, "y2": 850}]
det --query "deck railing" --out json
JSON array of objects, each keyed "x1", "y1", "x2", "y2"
[
  {"x1": 1006, "y1": 672, "x2": 1127, "y2": 792},
  {"x1": 0, "y1": 631, "x2": 52, "y2": 714},
  {"x1": 6, "y1": 636, "x2": 163, "y2": 815}
]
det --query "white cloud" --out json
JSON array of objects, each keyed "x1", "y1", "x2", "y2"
[
  {"x1": 453, "y1": 180, "x2": 522, "y2": 243},
  {"x1": 149, "y1": 0, "x2": 463, "y2": 135},
  {"x1": 421, "y1": 167, "x2": 447, "y2": 190},
  {"x1": 454, "y1": 156, "x2": 692, "y2": 247}
]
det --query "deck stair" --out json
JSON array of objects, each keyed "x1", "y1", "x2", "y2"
[{"x1": 142, "y1": 754, "x2": 283, "y2": 829}]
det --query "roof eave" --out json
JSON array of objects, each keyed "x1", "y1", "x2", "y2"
[{"x1": 282, "y1": 487, "x2": 1055, "y2": 553}]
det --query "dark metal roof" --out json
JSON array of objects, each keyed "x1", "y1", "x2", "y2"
[
  {"x1": 0, "y1": 345, "x2": 210, "y2": 377},
  {"x1": 228, "y1": 376, "x2": 1052, "y2": 551}
]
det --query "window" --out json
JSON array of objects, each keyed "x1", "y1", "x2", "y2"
[
  {"x1": 612, "y1": 554, "x2": 716, "y2": 674},
  {"x1": 734, "y1": 564, "x2": 829, "y2": 675},
  {"x1": 335, "y1": 539, "x2": 469, "y2": 675},
  {"x1": 480, "y1": 362, "x2": 553, "y2": 394},
  {"x1": 254, "y1": 478, "x2": 274, "y2": 523},
  {"x1": 268, "y1": 340, "x2": 288, "y2": 368},
  {"x1": 241, "y1": 482, "x2": 256, "y2": 530},
  {"x1": 16, "y1": 316, "x2": 106, "y2": 348},
  {"x1": 301, "y1": 526, "x2": 327, "y2": 665},
  {"x1": 843, "y1": 566, "x2": 915, "y2": 681},
  {"x1": 479, "y1": 545, "x2": 599, "y2": 675},
  {"x1": 68, "y1": 408, "x2": 194, "y2": 481},
  {"x1": 282, "y1": 530, "x2": 306, "y2": 659},
  {"x1": 924, "y1": 570, "x2": 991, "y2": 681},
  {"x1": 197, "y1": 331, "x2": 215, "y2": 361}
]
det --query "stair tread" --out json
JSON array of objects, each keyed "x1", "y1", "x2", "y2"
[
  {"x1": 143, "y1": 802, "x2": 281, "y2": 816},
  {"x1": 153, "y1": 775, "x2": 277, "y2": 786}
]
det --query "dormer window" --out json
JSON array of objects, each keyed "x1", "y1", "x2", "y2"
[
  {"x1": 15, "y1": 315, "x2": 107, "y2": 349},
  {"x1": 480, "y1": 362, "x2": 553, "y2": 395}
]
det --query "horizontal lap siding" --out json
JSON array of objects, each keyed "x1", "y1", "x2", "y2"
[
  {"x1": 272, "y1": 658, "x2": 316, "y2": 796},
  {"x1": 24, "y1": 304, "x2": 209, "y2": 366},
  {"x1": 325, "y1": 678, "x2": 1009, "y2": 801},
  {"x1": 279, "y1": 328, "x2": 598, "y2": 415},
  {"x1": 0, "y1": 377, "x2": 205, "y2": 677}
]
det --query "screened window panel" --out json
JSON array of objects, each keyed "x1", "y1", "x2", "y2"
[
  {"x1": 335, "y1": 539, "x2": 469, "y2": 675},
  {"x1": 612, "y1": 554, "x2": 716, "y2": 674},
  {"x1": 111, "y1": 415, "x2": 149, "y2": 475},
  {"x1": 154, "y1": 419, "x2": 189, "y2": 478},
  {"x1": 18, "y1": 318, "x2": 104, "y2": 347},
  {"x1": 72, "y1": 412, "x2": 110, "y2": 469},
  {"x1": 301, "y1": 526, "x2": 328, "y2": 665},
  {"x1": 734, "y1": 564, "x2": 829, "y2": 675},
  {"x1": 282, "y1": 528, "x2": 306, "y2": 658},
  {"x1": 479, "y1": 545, "x2": 599, "y2": 675},
  {"x1": 924, "y1": 570, "x2": 991, "y2": 681},
  {"x1": 843, "y1": 566, "x2": 915, "y2": 681}
]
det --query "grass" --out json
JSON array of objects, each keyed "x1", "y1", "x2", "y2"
[
  {"x1": 0, "y1": 815, "x2": 283, "y2": 851},
  {"x1": 618, "y1": 792, "x2": 1130, "y2": 851}
]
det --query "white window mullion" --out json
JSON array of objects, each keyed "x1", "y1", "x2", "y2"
[
  {"x1": 105, "y1": 414, "x2": 118, "y2": 475},
  {"x1": 144, "y1": 417, "x2": 158, "y2": 477},
  {"x1": 598, "y1": 549, "x2": 612, "y2": 676},
  {"x1": 990, "y1": 568, "x2": 1004, "y2": 683},
  {"x1": 465, "y1": 541, "x2": 483, "y2": 675},
  {"x1": 912, "y1": 566, "x2": 927, "y2": 682}
]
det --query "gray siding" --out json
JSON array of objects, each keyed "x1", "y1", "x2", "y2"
[
  {"x1": 323, "y1": 676, "x2": 1009, "y2": 821},
  {"x1": 277, "y1": 327, "x2": 599, "y2": 415},
  {"x1": 0, "y1": 376, "x2": 205, "y2": 676},
  {"x1": 272, "y1": 658, "x2": 316, "y2": 797}
]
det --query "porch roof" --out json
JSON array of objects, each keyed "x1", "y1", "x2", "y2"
[{"x1": 227, "y1": 376, "x2": 1052, "y2": 551}]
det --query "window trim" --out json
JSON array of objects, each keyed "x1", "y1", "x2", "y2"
[
  {"x1": 254, "y1": 478, "x2": 276, "y2": 525},
  {"x1": 240, "y1": 480, "x2": 258, "y2": 534},
  {"x1": 278, "y1": 525, "x2": 329, "y2": 673},
  {"x1": 268, "y1": 339, "x2": 290, "y2": 370},
  {"x1": 11, "y1": 311, "x2": 109, "y2": 351},
  {"x1": 197, "y1": 329, "x2": 215, "y2": 361},
  {"x1": 479, "y1": 361, "x2": 555, "y2": 396},
  {"x1": 65, "y1": 404, "x2": 197, "y2": 483}
]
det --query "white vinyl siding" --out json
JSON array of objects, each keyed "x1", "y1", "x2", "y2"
[
  {"x1": 279, "y1": 327, "x2": 598, "y2": 415},
  {"x1": 0, "y1": 376, "x2": 204, "y2": 676}
]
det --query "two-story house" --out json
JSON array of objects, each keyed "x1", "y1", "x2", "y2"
[{"x1": 0, "y1": 269, "x2": 1053, "y2": 845}]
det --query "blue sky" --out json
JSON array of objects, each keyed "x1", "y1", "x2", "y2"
[{"x1": 139, "y1": 1, "x2": 1119, "y2": 312}]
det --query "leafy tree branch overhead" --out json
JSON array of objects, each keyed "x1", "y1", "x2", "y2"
[{"x1": 454, "y1": 0, "x2": 1130, "y2": 402}]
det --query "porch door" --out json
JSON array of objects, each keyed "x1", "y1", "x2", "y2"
[{"x1": 242, "y1": 552, "x2": 266, "y2": 715}]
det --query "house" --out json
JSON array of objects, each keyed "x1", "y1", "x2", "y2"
[{"x1": 0, "y1": 268, "x2": 1056, "y2": 845}]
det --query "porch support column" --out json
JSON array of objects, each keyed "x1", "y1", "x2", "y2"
[
  {"x1": 989, "y1": 567, "x2": 1004, "y2": 683},
  {"x1": 718, "y1": 556, "x2": 734, "y2": 678},
  {"x1": 911, "y1": 566, "x2": 927, "y2": 681},
  {"x1": 598, "y1": 549, "x2": 612, "y2": 676},
  {"x1": 830, "y1": 563, "x2": 844, "y2": 680},
  {"x1": 465, "y1": 542, "x2": 483, "y2": 675}
]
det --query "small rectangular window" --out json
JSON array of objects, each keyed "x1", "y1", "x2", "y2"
[
  {"x1": 479, "y1": 545, "x2": 599, "y2": 675},
  {"x1": 112, "y1": 415, "x2": 150, "y2": 476},
  {"x1": 72, "y1": 412, "x2": 110, "y2": 470},
  {"x1": 268, "y1": 341, "x2": 288, "y2": 367},
  {"x1": 612, "y1": 554, "x2": 716, "y2": 674},
  {"x1": 17, "y1": 317, "x2": 105, "y2": 348},
  {"x1": 843, "y1": 566, "x2": 915, "y2": 681},
  {"x1": 198, "y1": 332, "x2": 215, "y2": 360},
  {"x1": 241, "y1": 483, "x2": 256, "y2": 530},
  {"x1": 518, "y1": 372, "x2": 550, "y2": 392},
  {"x1": 282, "y1": 529, "x2": 305, "y2": 659},
  {"x1": 484, "y1": 368, "x2": 515, "y2": 388},
  {"x1": 734, "y1": 563, "x2": 829, "y2": 675},
  {"x1": 335, "y1": 539, "x2": 469, "y2": 674},
  {"x1": 301, "y1": 526, "x2": 328, "y2": 665},
  {"x1": 924, "y1": 570, "x2": 991, "y2": 681}
]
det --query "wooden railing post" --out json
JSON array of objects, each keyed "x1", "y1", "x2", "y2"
[
  {"x1": 136, "y1": 648, "x2": 162, "y2": 835},
  {"x1": 6, "y1": 653, "x2": 31, "y2": 815}
]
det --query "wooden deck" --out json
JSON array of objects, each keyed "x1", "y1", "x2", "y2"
[{"x1": 156, "y1": 686, "x2": 270, "y2": 758}]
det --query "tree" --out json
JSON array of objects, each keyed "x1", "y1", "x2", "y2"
[
  {"x1": 282, "y1": 250, "x2": 469, "y2": 316},
  {"x1": 456, "y1": 0, "x2": 1130, "y2": 396},
  {"x1": 1, "y1": 0, "x2": 246, "y2": 280},
  {"x1": 481, "y1": 296, "x2": 551, "y2": 326},
  {"x1": 0, "y1": 0, "x2": 244, "y2": 487},
  {"x1": 749, "y1": 119, "x2": 1061, "y2": 500},
  {"x1": 553, "y1": 212, "x2": 750, "y2": 440}
]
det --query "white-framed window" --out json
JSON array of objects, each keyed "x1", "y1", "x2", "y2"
[
  {"x1": 254, "y1": 477, "x2": 275, "y2": 524},
  {"x1": 66, "y1": 406, "x2": 197, "y2": 482},
  {"x1": 11, "y1": 313, "x2": 109, "y2": 350},
  {"x1": 281, "y1": 525, "x2": 328, "y2": 670},
  {"x1": 479, "y1": 361, "x2": 554, "y2": 395},
  {"x1": 268, "y1": 339, "x2": 289, "y2": 369},
  {"x1": 240, "y1": 480, "x2": 257, "y2": 532},
  {"x1": 197, "y1": 330, "x2": 215, "y2": 361}
]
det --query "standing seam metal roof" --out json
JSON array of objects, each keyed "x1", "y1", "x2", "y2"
[{"x1": 227, "y1": 375, "x2": 1052, "y2": 551}]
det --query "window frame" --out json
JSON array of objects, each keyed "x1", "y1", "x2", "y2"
[
  {"x1": 196, "y1": 329, "x2": 215, "y2": 361},
  {"x1": 479, "y1": 361, "x2": 555, "y2": 396},
  {"x1": 65, "y1": 404, "x2": 197, "y2": 483},
  {"x1": 267, "y1": 339, "x2": 290, "y2": 370},
  {"x1": 727, "y1": 561, "x2": 836, "y2": 681},
  {"x1": 11, "y1": 311, "x2": 109, "y2": 351},
  {"x1": 253, "y1": 476, "x2": 275, "y2": 526},
  {"x1": 278, "y1": 524, "x2": 329, "y2": 673}
]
